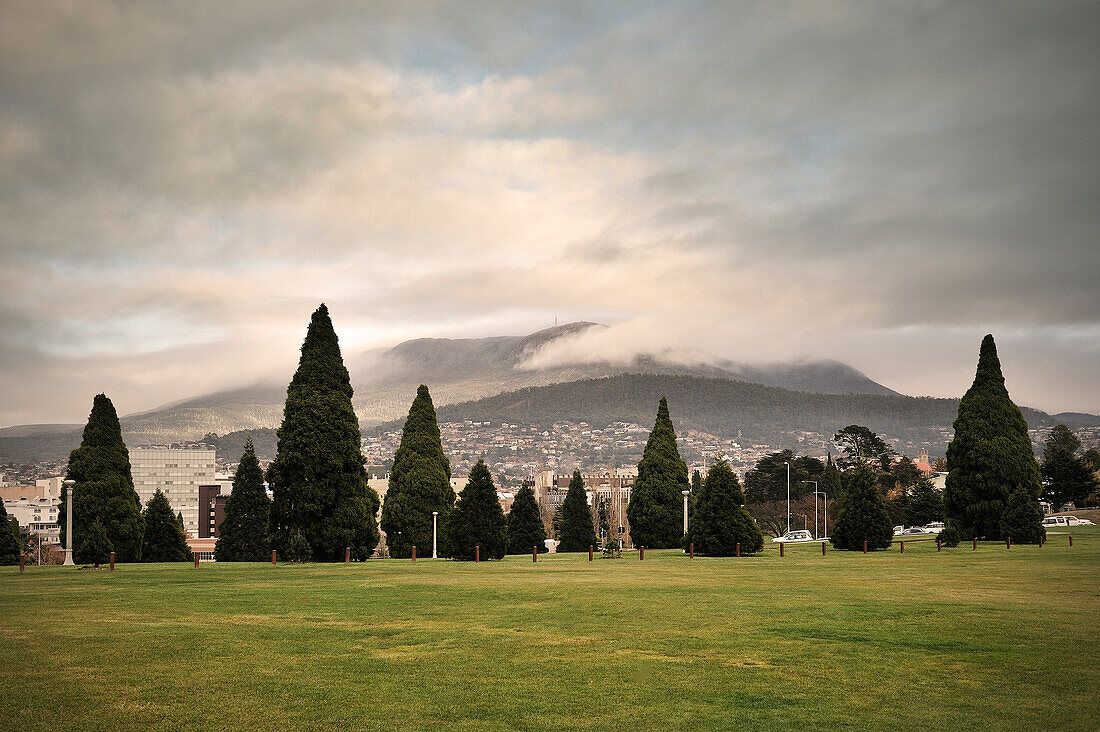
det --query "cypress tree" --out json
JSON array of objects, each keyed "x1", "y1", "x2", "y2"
[
  {"x1": 0, "y1": 502, "x2": 20, "y2": 566},
  {"x1": 507, "y1": 486, "x2": 547, "y2": 554},
  {"x1": 686, "y1": 460, "x2": 763, "y2": 556},
  {"x1": 1000, "y1": 486, "x2": 1046, "y2": 544},
  {"x1": 77, "y1": 519, "x2": 113, "y2": 567},
  {"x1": 268, "y1": 305, "x2": 380, "y2": 561},
  {"x1": 62, "y1": 394, "x2": 144, "y2": 561},
  {"x1": 216, "y1": 437, "x2": 272, "y2": 562},
  {"x1": 822, "y1": 454, "x2": 843, "y2": 504},
  {"x1": 557, "y1": 469, "x2": 597, "y2": 552},
  {"x1": 447, "y1": 459, "x2": 507, "y2": 560},
  {"x1": 381, "y1": 385, "x2": 455, "y2": 559},
  {"x1": 627, "y1": 397, "x2": 689, "y2": 548},
  {"x1": 1040, "y1": 425, "x2": 1097, "y2": 512},
  {"x1": 906, "y1": 477, "x2": 944, "y2": 527},
  {"x1": 142, "y1": 489, "x2": 193, "y2": 562},
  {"x1": 830, "y1": 466, "x2": 893, "y2": 551},
  {"x1": 944, "y1": 335, "x2": 1042, "y2": 539}
]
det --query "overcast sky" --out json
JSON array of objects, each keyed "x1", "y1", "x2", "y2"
[{"x1": 1, "y1": 1, "x2": 1098, "y2": 427}]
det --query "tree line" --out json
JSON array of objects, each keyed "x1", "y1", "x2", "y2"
[{"x1": 49, "y1": 308, "x2": 1094, "y2": 566}]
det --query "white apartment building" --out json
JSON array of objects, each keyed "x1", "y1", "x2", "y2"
[
  {"x1": 130, "y1": 447, "x2": 216, "y2": 538},
  {"x1": 4, "y1": 496, "x2": 61, "y2": 541}
]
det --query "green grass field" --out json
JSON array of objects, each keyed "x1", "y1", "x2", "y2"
[{"x1": 2, "y1": 531, "x2": 1098, "y2": 731}]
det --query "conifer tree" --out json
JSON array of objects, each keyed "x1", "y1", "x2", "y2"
[
  {"x1": 1000, "y1": 486, "x2": 1046, "y2": 544},
  {"x1": 142, "y1": 489, "x2": 193, "y2": 562},
  {"x1": 381, "y1": 385, "x2": 455, "y2": 558},
  {"x1": 1040, "y1": 425, "x2": 1097, "y2": 512},
  {"x1": 627, "y1": 398, "x2": 689, "y2": 548},
  {"x1": 822, "y1": 454, "x2": 844, "y2": 504},
  {"x1": 557, "y1": 469, "x2": 597, "y2": 552},
  {"x1": 447, "y1": 459, "x2": 507, "y2": 560},
  {"x1": 268, "y1": 305, "x2": 380, "y2": 561},
  {"x1": 216, "y1": 438, "x2": 272, "y2": 562},
  {"x1": 830, "y1": 466, "x2": 893, "y2": 551},
  {"x1": 0, "y1": 502, "x2": 20, "y2": 566},
  {"x1": 506, "y1": 486, "x2": 547, "y2": 554},
  {"x1": 77, "y1": 519, "x2": 113, "y2": 567},
  {"x1": 906, "y1": 477, "x2": 944, "y2": 527},
  {"x1": 62, "y1": 394, "x2": 144, "y2": 561},
  {"x1": 944, "y1": 335, "x2": 1042, "y2": 539},
  {"x1": 685, "y1": 460, "x2": 763, "y2": 556}
]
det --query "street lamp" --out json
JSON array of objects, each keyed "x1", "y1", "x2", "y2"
[
  {"x1": 432, "y1": 511, "x2": 439, "y2": 559},
  {"x1": 803, "y1": 480, "x2": 819, "y2": 539},
  {"x1": 682, "y1": 490, "x2": 690, "y2": 535},
  {"x1": 814, "y1": 490, "x2": 828, "y2": 539},
  {"x1": 784, "y1": 462, "x2": 791, "y2": 535}
]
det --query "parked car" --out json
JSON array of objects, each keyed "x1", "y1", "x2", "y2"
[
  {"x1": 900, "y1": 527, "x2": 926, "y2": 536},
  {"x1": 923, "y1": 522, "x2": 945, "y2": 534},
  {"x1": 771, "y1": 530, "x2": 816, "y2": 543},
  {"x1": 893, "y1": 525, "x2": 906, "y2": 536},
  {"x1": 1063, "y1": 516, "x2": 1095, "y2": 526},
  {"x1": 1042, "y1": 516, "x2": 1068, "y2": 528}
]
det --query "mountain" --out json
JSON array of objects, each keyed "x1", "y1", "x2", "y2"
[
  {"x1": 1, "y1": 322, "x2": 906, "y2": 462},
  {"x1": 420, "y1": 373, "x2": 1096, "y2": 456}
]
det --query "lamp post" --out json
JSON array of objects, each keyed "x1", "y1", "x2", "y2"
[
  {"x1": 62, "y1": 479, "x2": 75, "y2": 566},
  {"x1": 803, "y1": 480, "x2": 819, "y2": 539},
  {"x1": 784, "y1": 462, "x2": 791, "y2": 535},
  {"x1": 432, "y1": 511, "x2": 438, "y2": 559},
  {"x1": 682, "y1": 490, "x2": 690, "y2": 535},
  {"x1": 814, "y1": 490, "x2": 828, "y2": 539}
]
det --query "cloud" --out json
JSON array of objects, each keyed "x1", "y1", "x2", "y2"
[{"x1": 1, "y1": 0, "x2": 1099, "y2": 425}]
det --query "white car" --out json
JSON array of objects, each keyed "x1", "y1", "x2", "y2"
[
  {"x1": 771, "y1": 530, "x2": 816, "y2": 543},
  {"x1": 923, "y1": 522, "x2": 945, "y2": 534},
  {"x1": 1063, "y1": 516, "x2": 1095, "y2": 526},
  {"x1": 1045, "y1": 515, "x2": 1095, "y2": 527},
  {"x1": 893, "y1": 525, "x2": 906, "y2": 536}
]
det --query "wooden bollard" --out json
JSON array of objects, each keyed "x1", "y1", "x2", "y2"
[
  {"x1": 194, "y1": 552, "x2": 200, "y2": 568},
  {"x1": 780, "y1": 542, "x2": 784, "y2": 558},
  {"x1": 900, "y1": 541, "x2": 904, "y2": 554},
  {"x1": 689, "y1": 542, "x2": 694, "y2": 559},
  {"x1": 588, "y1": 545, "x2": 593, "y2": 562},
  {"x1": 532, "y1": 545, "x2": 538, "y2": 563},
  {"x1": 475, "y1": 545, "x2": 480, "y2": 563},
  {"x1": 973, "y1": 537, "x2": 977, "y2": 551},
  {"x1": 862, "y1": 540, "x2": 867, "y2": 554},
  {"x1": 736, "y1": 542, "x2": 740, "y2": 558},
  {"x1": 937, "y1": 540, "x2": 942, "y2": 552},
  {"x1": 1069, "y1": 535, "x2": 1073, "y2": 547},
  {"x1": 19, "y1": 555, "x2": 24, "y2": 574},
  {"x1": 345, "y1": 546, "x2": 350, "y2": 563},
  {"x1": 1006, "y1": 537, "x2": 1011, "y2": 550},
  {"x1": 412, "y1": 545, "x2": 416, "y2": 562},
  {"x1": 109, "y1": 551, "x2": 115, "y2": 571},
  {"x1": 639, "y1": 546, "x2": 645, "y2": 560},
  {"x1": 821, "y1": 541, "x2": 826, "y2": 556},
  {"x1": 272, "y1": 549, "x2": 277, "y2": 566}
]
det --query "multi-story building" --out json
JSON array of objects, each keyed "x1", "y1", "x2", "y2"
[
  {"x1": 3, "y1": 496, "x2": 61, "y2": 542},
  {"x1": 130, "y1": 447, "x2": 216, "y2": 538}
]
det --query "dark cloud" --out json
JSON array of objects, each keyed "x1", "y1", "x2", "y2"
[{"x1": 1, "y1": 1, "x2": 1098, "y2": 424}]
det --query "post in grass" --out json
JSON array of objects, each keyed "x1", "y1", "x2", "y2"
[
  {"x1": 475, "y1": 545, "x2": 480, "y2": 563},
  {"x1": 973, "y1": 537, "x2": 977, "y2": 551},
  {"x1": 1006, "y1": 537, "x2": 1011, "y2": 550},
  {"x1": 19, "y1": 554, "x2": 24, "y2": 574},
  {"x1": 639, "y1": 546, "x2": 645, "y2": 561},
  {"x1": 532, "y1": 545, "x2": 537, "y2": 563},
  {"x1": 736, "y1": 542, "x2": 740, "y2": 558},
  {"x1": 862, "y1": 540, "x2": 867, "y2": 554},
  {"x1": 900, "y1": 541, "x2": 904, "y2": 554},
  {"x1": 780, "y1": 542, "x2": 784, "y2": 558},
  {"x1": 194, "y1": 552, "x2": 199, "y2": 568},
  {"x1": 821, "y1": 541, "x2": 826, "y2": 556},
  {"x1": 1069, "y1": 535, "x2": 1073, "y2": 547},
  {"x1": 937, "y1": 539, "x2": 941, "y2": 552},
  {"x1": 689, "y1": 542, "x2": 694, "y2": 559},
  {"x1": 272, "y1": 549, "x2": 277, "y2": 567},
  {"x1": 412, "y1": 545, "x2": 416, "y2": 562},
  {"x1": 345, "y1": 546, "x2": 350, "y2": 564},
  {"x1": 588, "y1": 545, "x2": 593, "y2": 562},
  {"x1": 109, "y1": 551, "x2": 115, "y2": 571}
]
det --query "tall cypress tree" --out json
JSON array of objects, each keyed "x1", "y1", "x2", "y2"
[
  {"x1": 267, "y1": 305, "x2": 380, "y2": 561},
  {"x1": 822, "y1": 453, "x2": 844, "y2": 505},
  {"x1": 944, "y1": 335, "x2": 1042, "y2": 540},
  {"x1": 686, "y1": 460, "x2": 763, "y2": 556},
  {"x1": 216, "y1": 437, "x2": 272, "y2": 562},
  {"x1": 381, "y1": 385, "x2": 455, "y2": 558},
  {"x1": 0, "y1": 502, "x2": 20, "y2": 566},
  {"x1": 830, "y1": 466, "x2": 893, "y2": 551},
  {"x1": 447, "y1": 459, "x2": 507, "y2": 560},
  {"x1": 627, "y1": 397, "x2": 689, "y2": 548},
  {"x1": 507, "y1": 486, "x2": 547, "y2": 554},
  {"x1": 142, "y1": 489, "x2": 193, "y2": 562},
  {"x1": 557, "y1": 469, "x2": 597, "y2": 552},
  {"x1": 61, "y1": 394, "x2": 144, "y2": 561}
]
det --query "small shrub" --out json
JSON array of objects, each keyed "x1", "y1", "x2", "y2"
[
  {"x1": 938, "y1": 525, "x2": 961, "y2": 548},
  {"x1": 284, "y1": 532, "x2": 312, "y2": 563}
]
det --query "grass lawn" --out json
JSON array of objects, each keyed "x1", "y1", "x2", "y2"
[{"x1": 2, "y1": 531, "x2": 1098, "y2": 731}]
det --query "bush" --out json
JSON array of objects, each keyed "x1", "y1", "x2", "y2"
[
  {"x1": 999, "y1": 486, "x2": 1046, "y2": 544},
  {"x1": 76, "y1": 520, "x2": 113, "y2": 567},
  {"x1": 284, "y1": 532, "x2": 312, "y2": 563},
  {"x1": 830, "y1": 466, "x2": 894, "y2": 551},
  {"x1": 938, "y1": 525, "x2": 960, "y2": 548}
]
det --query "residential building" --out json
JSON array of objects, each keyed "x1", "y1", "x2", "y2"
[
  {"x1": 130, "y1": 447, "x2": 216, "y2": 538},
  {"x1": 4, "y1": 496, "x2": 61, "y2": 542}
]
